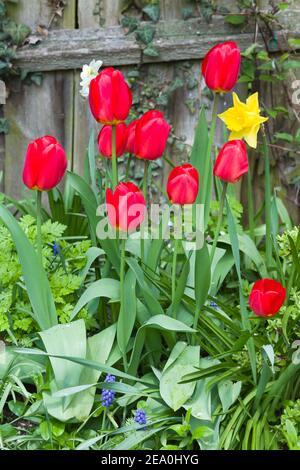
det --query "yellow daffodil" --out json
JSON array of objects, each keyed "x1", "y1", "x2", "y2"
[{"x1": 218, "y1": 92, "x2": 268, "y2": 148}]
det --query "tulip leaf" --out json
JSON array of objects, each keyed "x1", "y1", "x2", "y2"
[
  {"x1": 195, "y1": 242, "x2": 211, "y2": 311},
  {"x1": 117, "y1": 269, "x2": 137, "y2": 354},
  {"x1": 71, "y1": 278, "x2": 120, "y2": 320},
  {"x1": 126, "y1": 258, "x2": 164, "y2": 316},
  {"x1": 226, "y1": 198, "x2": 257, "y2": 384},
  {"x1": 160, "y1": 343, "x2": 200, "y2": 411},
  {"x1": 0, "y1": 204, "x2": 57, "y2": 330},
  {"x1": 128, "y1": 315, "x2": 195, "y2": 377}
]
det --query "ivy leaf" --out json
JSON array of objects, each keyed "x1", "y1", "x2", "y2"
[
  {"x1": 181, "y1": 7, "x2": 194, "y2": 20},
  {"x1": 28, "y1": 72, "x2": 43, "y2": 86},
  {"x1": 0, "y1": 118, "x2": 9, "y2": 134},
  {"x1": 143, "y1": 44, "x2": 159, "y2": 57},
  {"x1": 142, "y1": 4, "x2": 160, "y2": 23},
  {"x1": 200, "y1": 1, "x2": 214, "y2": 23},
  {"x1": 225, "y1": 14, "x2": 246, "y2": 26},
  {"x1": 3, "y1": 20, "x2": 30, "y2": 46},
  {"x1": 121, "y1": 16, "x2": 139, "y2": 34},
  {"x1": 274, "y1": 132, "x2": 294, "y2": 143},
  {"x1": 136, "y1": 25, "x2": 156, "y2": 45}
]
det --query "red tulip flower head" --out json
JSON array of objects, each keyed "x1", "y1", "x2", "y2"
[
  {"x1": 202, "y1": 42, "x2": 241, "y2": 93},
  {"x1": 98, "y1": 123, "x2": 128, "y2": 159},
  {"x1": 134, "y1": 111, "x2": 171, "y2": 160},
  {"x1": 167, "y1": 164, "x2": 199, "y2": 205},
  {"x1": 23, "y1": 136, "x2": 67, "y2": 191},
  {"x1": 89, "y1": 67, "x2": 132, "y2": 124},
  {"x1": 214, "y1": 140, "x2": 249, "y2": 183},
  {"x1": 126, "y1": 120, "x2": 138, "y2": 154},
  {"x1": 106, "y1": 182, "x2": 146, "y2": 232},
  {"x1": 249, "y1": 279, "x2": 286, "y2": 318}
]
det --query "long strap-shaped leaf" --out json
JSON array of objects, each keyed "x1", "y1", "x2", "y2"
[
  {"x1": 226, "y1": 199, "x2": 257, "y2": 384},
  {"x1": 0, "y1": 204, "x2": 57, "y2": 330}
]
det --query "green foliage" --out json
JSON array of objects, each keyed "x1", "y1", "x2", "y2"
[
  {"x1": 0, "y1": 0, "x2": 30, "y2": 80},
  {"x1": 0, "y1": 215, "x2": 92, "y2": 343}
]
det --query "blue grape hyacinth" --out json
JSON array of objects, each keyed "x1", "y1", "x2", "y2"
[
  {"x1": 53, "y1": 242, "x2": 60, "y2": 256},
  {"x1": 101, "y1": 374, "x2": 116, "y2": 408},
  {"x1": 134, "y1": 409, "x2": 147, "y2": 427}
]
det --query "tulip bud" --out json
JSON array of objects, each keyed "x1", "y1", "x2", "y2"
[
  {"x1": 106, "y1": 182, "x2": 146, "y2": 232},
  {"x1": 202, "y1": 42, "x2": 241, "y2": 93},
  {"x1": 167, "y1": 164, "x2": 199, "y2": 205},
  {"x1": 134, "y1": 111, "x2": 171, "y2": 161},
  {"x1": 249, "y1": 279, "x2": 286, "y2": 317},
  {"x1": 23, "y1": 136, "x2": 67, "y2": 191},
  {"x1": 98, "y1": 123, "x2": 128, "y2": 159},
  {"x1": 214, "y1": 140, "x2": 249, "y2": 183},
  {"x1": 89, "y1": 68, "x2": 132, "y2": 124}
]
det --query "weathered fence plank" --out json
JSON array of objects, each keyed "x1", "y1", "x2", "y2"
[
  {"x1": 4, "y1": 0, "x2": 77, "y2": 199},
  {"x1": 14, "y1": 16, "x2": 300, "y2": 72}
]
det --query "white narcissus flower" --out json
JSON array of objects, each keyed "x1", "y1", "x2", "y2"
[{"x1": 80, "y1": 59, "x2": 103, "y2": 98}]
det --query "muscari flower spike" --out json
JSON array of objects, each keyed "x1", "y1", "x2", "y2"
[
  {"x1": 101, "y1": 374, "x2": 116, "y2": 408},
  {"x1": 134, "y1": 409, "x2": 147, "y2": 427}
]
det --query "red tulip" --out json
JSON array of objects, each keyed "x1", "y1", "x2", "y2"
[
  {"x1": 167, "y1": 164, "x2": 199, "y2": 205},
  {"x1": 106, "y1": 182, "x2": 146, "y2": 232},
  {"x1": 214, "y1": 140, "x2": 248, "y2": 183},
  {"x1": 249, "y1": 279, "x2": 286, "y2": 318},
  {"x1": 98, "y1": 123, "x2": 128, "y2": 159},
  {"x1": 202, "y1": 42, "x2": 241, "y2": 93},
  {"x1": 126, "y1": 120, "x2": 138, "y2": 154},
  {"x1": 89, "y1": 68, "x2": 132, "y2": 124},
  {"x1": 134, "y1": 110, "x2": 171, "y2": 160},
  {"x1": 23, "y1": 136, "x2": 67, "y2": 191}
]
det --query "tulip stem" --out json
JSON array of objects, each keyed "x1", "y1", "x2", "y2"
[
  {"x1": 111, "y1": 124, "x2": 118, "y2": 189},
  {"x1": 140, "y1": 161, "x2": 149, "y2": 268},
  {"x1": 247, "y1": 160, "x2": 255, "y2": 241},
  {"x1": 36, "y1": 190, "x2": 43, "y2": 265},
  {"x1": 172, "y1": 238, "x2": 180, "y2": 318},
  {"x1": 125, "y1": 153, "x2": 132, "y2": 180},
  {"x1": 202, "y1": 93, "x2": 220, "y2": 227},
  {"x1": 210, "y1": 182, "x2": 228, "y2": 263},
  {"x1": 120, "y1": 238, "x2": 128, "y2": 372},
  {"x1": 262, "y1": 126, "x2": 272, "y2": 273}
]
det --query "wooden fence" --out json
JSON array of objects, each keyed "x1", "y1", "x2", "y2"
[{"x1": 1, "y1": 0, "x2": 300, "y2": 222}]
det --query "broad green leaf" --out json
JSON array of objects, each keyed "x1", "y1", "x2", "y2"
[
  {"x1": 87, "y1": 130, "x2": 98, "y2": 200},
  {"x1": 71, "y1": 279, "x2": 120, "y2": 320},
  {"x1": 128, "y1": 316, "x2": 195, "y2": 377},
  {"x1": 218, "y1": 380, "x2": 241, "y2": 413},
  {"x1": 80, "y1": 247, "x2": 105, "y2": 283},
  {"x1": 195, "y1": 243, "x2": 211, "y2": 311},
  {"x1": 160, "y1": 343, "x2": 200, "y2": 411},
  {"x1": 0, "y1": 204, "x2": 57, "y2": 330},
  {"x1": 126, "y1": 258, "x2": 164, "y2": 316},
  {"x1": 42, "y1": 323, "x2": 117, "y2": 421},
  {"x1": 13, "y1": 347, "x2": 151, "y2": 384},
  {"x1": 226, "y1": 200, "x2": 257, "y2": 383},
  {"x1": 184, "y1": 357, "x2": 219, "y2": 421},
  {"x1": 113, "y1": 426, "x2": 164, "y2": 450},
  {"x1": 219, "y1": 233, "x2": 268, "y2": 278},
  {"x1": 117, "y1": 269, "x2": 137, "y2": 354},
  {"x1": 67, "y1": 171, "x2": 98, "y2": 245},
  {"x1": 40, "y1": 320, "x2": 86, "y2": 390},
  {"x1": 190, "y1": 107, "x2": 209, "y2": 207}
]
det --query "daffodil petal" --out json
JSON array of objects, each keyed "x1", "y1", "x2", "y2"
[
  {"x1": 246, "y1": 92, "x2": 259, "y2": 113},
  {"x1": 244, "y1": 124, "x2": 260, "y2": 148}
]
